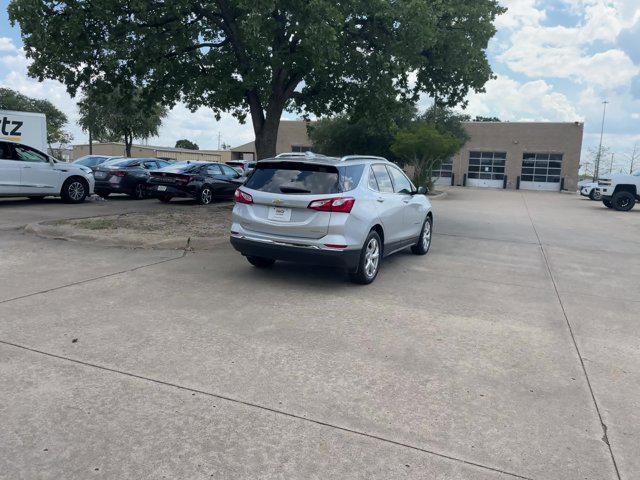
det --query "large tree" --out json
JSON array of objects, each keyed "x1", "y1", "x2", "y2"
[
  {"x1": 9, "y1": 0, "x2": 504, "y2": 159},
  {"x1": 0, "y1": 87, "x2": 72, "y2": 146},
  {"x1": 391, "y1": 122, "x2": 464, "y2": 190},
  {"x1": 309, "y1": 99, "x2": 416, "y2": 161},
  {"x1": 77, "y1": 87, "x2": 167, "y2": 157},
  {"x1": 391, "y1": 105, "x2": 469, "y2": 189}
]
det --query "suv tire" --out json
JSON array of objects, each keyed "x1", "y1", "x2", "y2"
[
  {"x1": 411, "y1": 216, "x2": 432, "y2": 255},
  {"x1": 246, "y1": 256, "x2": 276, "y2": 268},
  {"x1": 158, "y1": 196, "x2": 172, "y2": 203},
  {"x1": 603, "y1": 199, "x2": 613, "y2": 208},
  {"x1": 611, "y1": 191, "x2": 636, "y2": 211},
  {"x1": 349, "y1": 230, "x2": 382, "y2": 285},
  {"x1": 589, "y1": 189, "x2": 602, "y2": 201},
  {"x1": 61, "y1": 178, "x2": 88, "y2": 204}
]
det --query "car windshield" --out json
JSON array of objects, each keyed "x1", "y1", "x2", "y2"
[{"x1": 244, "y1": 161, "x2": 365, "y2": 194}]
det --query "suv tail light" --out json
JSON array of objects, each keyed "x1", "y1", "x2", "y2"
[
  {"x1": 308, "y1": 197, "x2": 355, "y2": 213},
  {"x1": 234, "y1": 188, "x2": 253, "y2": 204}
]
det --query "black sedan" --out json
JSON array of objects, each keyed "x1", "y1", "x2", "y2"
[
  {"x1": 93, "y1": 158, "x2": 171, "y2": 199},
  {"x1": 147, "y1": 162, "x2": 244, "y2": 204},
  {"x1": 73, "y1": 155, "x2": 123, "y2": 171}
]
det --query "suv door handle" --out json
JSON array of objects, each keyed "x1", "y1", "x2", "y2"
[
  {"x1": 376, "y1": 197, "x2": 385, "y2": 203},
  {"x1": 22, "y1": 166, "x2": 32, "y2": 169}
]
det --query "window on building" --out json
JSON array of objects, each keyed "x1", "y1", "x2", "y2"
[
  {"x1": 521, "y1": 153, "x2": 563, "y2": 183},
  {"x1": 467, "y1": 151, "x2": 506, "y2": 180},
  {"x1": 291, "y1": 145, "x2": 312, "y2": 153},
  {"x1": 433, "y1": 158, "x2": 454, "y2": 178}
]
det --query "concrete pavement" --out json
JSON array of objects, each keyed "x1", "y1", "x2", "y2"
[{"x1": 1, "y1": 188, "x2": 638, "y2": 479}]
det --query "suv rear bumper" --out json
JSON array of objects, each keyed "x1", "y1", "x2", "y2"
[{"x1": 230, "y1": 236, "x2": 361, "y2": 271}]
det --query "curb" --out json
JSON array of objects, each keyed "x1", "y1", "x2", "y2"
[
  {"x1": 428, "y1": 190, "x2": 448, "y2": 200},
  {"x1": 24, "y1": 222, "x2": 228, "y2": 251}
]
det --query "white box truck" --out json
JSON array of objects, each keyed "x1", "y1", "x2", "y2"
[{"x1": 0, "y1": 109, "x2": 48, "y2": 152}]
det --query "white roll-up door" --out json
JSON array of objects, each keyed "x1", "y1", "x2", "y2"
[
  {"x1": 467, "y1": 151, "x2": 505, "y2": 188},
  {"x1": 520, "y1": 153, "x2": 562, "y2": 191}
]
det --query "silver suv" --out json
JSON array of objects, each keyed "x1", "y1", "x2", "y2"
[{"x1": 230, "y1": 153, "x2": 433, "y2": 284}]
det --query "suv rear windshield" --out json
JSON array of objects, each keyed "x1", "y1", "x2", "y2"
[{"x1": 245, "y1": 162, "x2": 365, "y2": 194}]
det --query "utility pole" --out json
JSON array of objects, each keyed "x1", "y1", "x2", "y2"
[
  {"x1": 609, "y1": 153, "x2": 614, "y2": 174},
  {"x1": 594, "y1": 100, "x2": 608, "y2": 182}
]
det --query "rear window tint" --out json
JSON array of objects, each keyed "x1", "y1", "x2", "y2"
[
  {"x1": 161, "y1": 163, "x2": 204, "y2": 173},
  {"x1": 245, "y1": 162, "x2": 365, "y2": 194},
  {"x1": 107, "y1": 158, "x2": 139, "y2": 167}
]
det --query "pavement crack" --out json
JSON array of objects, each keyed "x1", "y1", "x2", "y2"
[
  {"x1": 521, "y1": 193, "x2": 622, "y2": 480},
  {"x1": 0, "y1": 339, "x2": 533, "y2": 480},
  {"x1": 0, "y1": 250, "x2": 188, "y2": 305}
]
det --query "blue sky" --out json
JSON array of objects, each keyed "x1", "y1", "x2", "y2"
[{"x1": 1, "y1": 0, "x2": 639, "y2": 168}]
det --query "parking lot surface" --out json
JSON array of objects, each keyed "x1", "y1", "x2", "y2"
[{"x1": 1, "y1": 188, "x2": 639, "y2": 479}]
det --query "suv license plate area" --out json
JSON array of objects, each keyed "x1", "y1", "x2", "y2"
[{"x1": 268, "y1": 206, "x2": 292, "y2": 222}]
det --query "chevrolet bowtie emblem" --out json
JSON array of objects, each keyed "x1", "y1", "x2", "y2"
[{"x1": 273, "y1": 199, "x2": 283, "y2": 206}]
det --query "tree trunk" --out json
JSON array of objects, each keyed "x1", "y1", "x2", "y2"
[
  {"x1": 254, "y1": 117, "x2": 281, "y2": 160},
  {"x1": 247, "y1": 87, "x2": 288, "y2": 160},
  {"x1": 124, "y1": 131, "x2": 132, "y2": 157},
  {"x1": 89, "y1": 129, "x2": 93, "y2": 154}
]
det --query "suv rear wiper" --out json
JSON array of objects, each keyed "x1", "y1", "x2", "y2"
[{"x1": 279, "y1": 186, "x2": 311, "y2": 193}]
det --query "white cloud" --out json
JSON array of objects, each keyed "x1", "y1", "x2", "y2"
[
  {"x1": 495, "y1": 0, "x2": 546, "y2": 30},
  {"x1": 156, "y1": 104, "x2": 254, "y2": 150},
  {"x1": 500, "y1": 42, "x2": 639, "y2": 88},
  {"x1": 496, "y1": 0, "x2": 640, "y2": 89},
  {"x1": 0, "y1": 37, "x2": 17, "y2": 52},
  {"x1": 464, "y1": 75, "x2": 581, "y2": 121}
]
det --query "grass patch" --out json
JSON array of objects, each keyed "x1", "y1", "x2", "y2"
[{"x1": 75, "y1": 218, "x2": 117, "y2": 230}]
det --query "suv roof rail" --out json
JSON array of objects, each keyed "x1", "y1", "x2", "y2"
[
  {"x1": 340, "y1": 155, "x2": 389, "y2": 162},
  {"x1": 275, "y1": 151, "x2": 324, "y2": 158}
]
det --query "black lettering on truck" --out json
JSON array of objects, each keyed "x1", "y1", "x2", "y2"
[{"x1": 1, "y1": 117, "x2": 24, "y2": 136}]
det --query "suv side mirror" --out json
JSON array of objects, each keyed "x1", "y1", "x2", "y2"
[{"x1": 416, "y1": 186, "x2": 428, "y2": 195}]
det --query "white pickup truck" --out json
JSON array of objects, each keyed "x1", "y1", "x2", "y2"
[{"x1": 597, "y1": 172, "x2": 640, "y2": 211}]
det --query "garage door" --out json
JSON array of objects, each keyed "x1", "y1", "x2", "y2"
[
  {"x1": 433, "y1": 158, "x2": 454, "y2": 186},
  {"x1": 520, "y1": 153, "x2": 562, "y2": 191},
  {"x1": 467, "y1": 151, "x2": 505, "y2": 188}
]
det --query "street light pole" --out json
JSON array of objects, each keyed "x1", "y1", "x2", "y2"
[{"x1": 594, "y1": 100, "x2": 608, "y2": 182}]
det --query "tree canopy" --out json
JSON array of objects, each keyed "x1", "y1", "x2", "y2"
[
  {"x1": 0, "y1": 87, "x2": 71, "y2": 146},
  {"x1": 390, "y1": 105, "x2": 469, "y2": 189},
  {"x1": 78, "y1": 87, "x2": 167, "y2": 157},
  {"x1": 391, "y1": 122, "x2": 464, "y2": 190},
  {"x1": 474, "y1": 115, "x2": 501, "y2": 122},
  {"x1": 9, "y1": 0, "x2": 505, "y2": 159},
  {"x1": 175, "y1": 139, "x2": 199, "y2": 150},
  {"x1": 309, "y1": 99, "x2": 416, "y2": 161}
]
